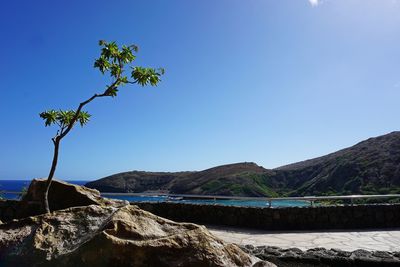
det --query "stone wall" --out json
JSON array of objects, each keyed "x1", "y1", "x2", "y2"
[
  {"x1": 134, "y1": 202, "x2": 400, "y2": 230},
  {"x1": 3, "y1": 199, "x2": 400, "y2": 230}
]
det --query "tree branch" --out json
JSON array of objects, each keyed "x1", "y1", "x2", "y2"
[{"x1": 58, "y1": 72, "x2": 122, "y2": 140}]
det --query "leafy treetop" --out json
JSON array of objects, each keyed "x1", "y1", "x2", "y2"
[{"x1": 39, "y1": 40, "x2": 164, "y2": 143}]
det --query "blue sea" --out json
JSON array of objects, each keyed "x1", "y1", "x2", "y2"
[{"x1": 0, "y1": 180, "x2": 309, "y2": 208}]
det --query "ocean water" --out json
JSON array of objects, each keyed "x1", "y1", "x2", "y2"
[{"x1": 0, "y1": 180, "x2": 309, "y2": 208}]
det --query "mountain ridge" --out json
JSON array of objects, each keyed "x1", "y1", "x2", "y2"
[{"x1": 86, "y1": 131, "x2": 400, "y2": 197}]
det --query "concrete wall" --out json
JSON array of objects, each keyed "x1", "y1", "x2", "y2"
[{"x1": 134, "y1": 202, "x2": 400, "y2": 230}]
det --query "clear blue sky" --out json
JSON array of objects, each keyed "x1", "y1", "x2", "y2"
[{"x1": 1, "y1": 0, "x2": 399, "y2": 180}]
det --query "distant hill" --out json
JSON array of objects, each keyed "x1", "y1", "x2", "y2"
[
  {"x1": 85, "y1": 131, "x2": 400, "y2": 197},
  {"x1": 268, "y1": 131, "x2": 400, "y2": 196},
  {"x1": 86, "y1": 162, "x2": 276, "y2": 197}
]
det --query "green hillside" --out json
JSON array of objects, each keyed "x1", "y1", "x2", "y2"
[{"x1": 86, "y1": 131, "x2": 400, "y2": 197}]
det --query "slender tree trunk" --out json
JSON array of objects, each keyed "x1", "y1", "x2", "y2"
[
  {"x1": 43, "y1": 138, "x2": 60, "y2": 213},
  {"x1": 42, "y1": 93, "x2": 105, "y2": 213}
]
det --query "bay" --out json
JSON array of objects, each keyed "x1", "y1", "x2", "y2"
[{"x1": 0, "y1": 180, "x2": 309, "y2": 208}]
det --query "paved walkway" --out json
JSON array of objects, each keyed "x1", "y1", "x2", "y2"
[{"x1": 208, "y1": 226, "x2": 400, "y2": 252}]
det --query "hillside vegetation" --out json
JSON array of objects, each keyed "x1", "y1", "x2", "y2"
[{"x1": 86, "y1": 131, "x2": 400, "y2": 197}]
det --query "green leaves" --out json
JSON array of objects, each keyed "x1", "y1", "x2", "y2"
[
  {"x1": 105, "y1": 86, "x2": 119, "y2": 97},
  {"x1": 131, "y1": 67, "x2": 165, "y2": 86},
  {"x1": 94, "y1": 40, "x2": 130, "y2": 79},
  {"x1": 77, "y1": 111, "x2": 91, "y2": 126},
  {"x1": 39, "y1": 110, "x2": 58, "y2": 127},
  {"x1": 39, "y1": 110, "x2": 91, "y2": 128},
  {"x1": 57, "y1": 110, "x2": 74, "y2": 126},
  {"x1": 110, "y1": 63, "x2": 120, "y2": 77},
  {"x1": 120, "y1": 45, "x2": 136, "y2": 63},
  {"x1": 94, "y1": 56, "x2": 110, "y2": 74},
  {"x1": 57, "y1": 110, "x2": 91, "y2": 127},
  {"x1": 101, "y1": 41, "x2": 119, "y2": 60},
  {"x1": 94, "y1": 40, "x2": 164, "y2": 96}
]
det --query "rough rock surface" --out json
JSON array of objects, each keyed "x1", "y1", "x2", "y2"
[
  {"x1": 242, "y1": 245, "x2": 400, "y2": 267},
  {"x1": 0, "y1": 204, "x2": 274, "y2": 267},
  {"x1": 10, "y1": 179, "x2": 128, "y2": 220}
]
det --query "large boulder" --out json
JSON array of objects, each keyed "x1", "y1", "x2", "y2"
[
  {"x1": 0, "y1": 204, "x2": 274, "y2": 267},
  {"x1": 13, "y1": 179, "x2": 128, "y2": 219}
]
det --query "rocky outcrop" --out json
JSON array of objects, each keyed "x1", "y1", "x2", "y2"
[
  {"x1": 23, "y1": 178, "x2": 128, "y2": 209},
  {"x1": 0, "y1": 204, "x2": 273, "y2": 267},
  {"x1": 0, "y1": 180, "x2": 273, "y2": 267},
  {"x1": 3, "y1": 179, "x2": 128, "y2": 221},
  {"x1": 242, "y1": 245, "x2": 400, "y2": 267}
]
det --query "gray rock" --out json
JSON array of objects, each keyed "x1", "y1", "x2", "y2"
[
  {"x1": 0, "y1": 179, "x2": 129, "y2": 222},
  {"x1": 331, "y1": 248, "x2": 351, "y2": 257},
  {"x1": 0, "y1": 204, "x2": 275, "y2": 267},
  {"x1": 350, "y1": 249, "x2": 374, "y2": 261},
  {"x1": 372, "y1": 250, "x2": 393, "y2": 259}
]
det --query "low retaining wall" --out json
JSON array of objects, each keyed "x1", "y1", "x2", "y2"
[
  {"x1": 134, "y1": 202, "x2": 400, "y2": 230},
  {"x1": 2, "y1": 199, "x2": 400, "y2": 230}
]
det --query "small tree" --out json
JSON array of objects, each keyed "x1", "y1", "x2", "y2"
[{"x1": 39, "y1": 40, "x2": 164, "y2": 213}]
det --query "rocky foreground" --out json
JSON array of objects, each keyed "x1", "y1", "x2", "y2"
[
  {"x1": 0, "y1": 179, "x2": 274, "y2": 267},
  {"x1": 2, "y1": 179, "x2": 400, "y2": 267}
]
